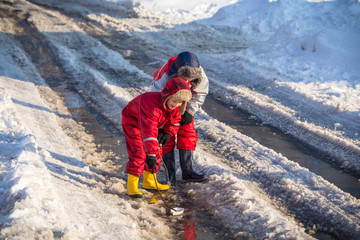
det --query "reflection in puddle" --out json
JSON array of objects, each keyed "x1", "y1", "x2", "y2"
[{"x1": 156, "y1": 185, "x2": 240, "y2": 240}]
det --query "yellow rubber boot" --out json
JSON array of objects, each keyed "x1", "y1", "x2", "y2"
[
  {"x1": 142, "y1": 170, "x2": 170, "y2": 191},
  {"x1": 126, "y1": 174, "x2": 143, "y2": 198}
]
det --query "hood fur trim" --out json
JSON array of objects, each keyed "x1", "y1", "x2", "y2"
[
  {"x1": 169, "y1": 66, "x2": 203, "y2": 90},
  {"x1": 171, "y1": 89, "x2": 192, "y2": 102},
  {"x1": 172, "y1": 89, "x2": 192, "y2": 115}
]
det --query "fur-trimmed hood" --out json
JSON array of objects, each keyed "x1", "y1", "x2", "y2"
[{"x1": 168, "y1": 52, "x2": 203, "y2": 90}]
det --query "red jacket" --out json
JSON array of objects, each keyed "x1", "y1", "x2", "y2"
[
  {"x1": 151, "y1": 52, "x2": 209, "y2": 116},
  {"x1": 122, "y1": 78, "x2": 190, "y2": 156},
  {"x1": 153, "y1": 56, "x2": 177, "y2": 81}
]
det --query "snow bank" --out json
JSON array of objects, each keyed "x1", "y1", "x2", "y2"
[
  {"x1": 0, "y1": 90, "x2": 65, "y2": 238},
  {"x1": 202, "y1": 0, "x2": 360, "y2": 76},
  {"x1": 133, "y1": 0, "x2": 237, "y2": 23}
]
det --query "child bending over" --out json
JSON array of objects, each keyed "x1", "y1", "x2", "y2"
[{"x1": 122, "y1": 77, "x2": 192, "y2": 198}]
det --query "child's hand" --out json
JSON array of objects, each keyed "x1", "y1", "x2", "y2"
[
  {"x1": 180, "y1": 111, "x2": 193, "y2": 125},
  {"x1": 146, "y1": 155, "x2": 157, "y2": 174},
  {"x1": 158, "y1": 129, "x2": 171, "y2": 146}
]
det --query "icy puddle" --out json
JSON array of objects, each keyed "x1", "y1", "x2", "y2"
[
  {"x1": 162, "y1": 189, "x2": 242, "y2": 240},
  {"x1": 203, "y1": 94, "x2": 360, "y2": 199}
]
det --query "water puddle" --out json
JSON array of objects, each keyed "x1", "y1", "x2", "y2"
[
  {"x1": 203, "y1": 94, "x2": 360, "y2": 199},
  {"x1": 155, "y1": 184, "x2": 241, "y2": 240}
]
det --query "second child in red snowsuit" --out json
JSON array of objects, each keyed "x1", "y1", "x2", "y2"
[
  {"x1": 122, "y1": 77, "x2": 192, "y2": 198},
  {"x1": 151, "y1": 51, "x2": 209, "y2": 183}
]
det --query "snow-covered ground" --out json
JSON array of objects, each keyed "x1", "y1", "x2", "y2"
[{"x1": 1, "y1": 0, "x2": 359, "y2": 239}]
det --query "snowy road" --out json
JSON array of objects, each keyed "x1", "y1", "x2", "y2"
[{"x1": 1, "y1": 0, "x2": 359, "y2": 239}]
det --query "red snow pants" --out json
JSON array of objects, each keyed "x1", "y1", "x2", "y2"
[
  {"x1": 123, "y1": 123, "x2": 162, "y2": 177},
  {"x1": 162, "y1": 116, "x2": 198, "y2": 155}
]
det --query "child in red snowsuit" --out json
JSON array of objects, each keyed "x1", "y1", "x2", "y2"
[{"x1": 122, "y1": 77, "x2": 192, "y2": 198}]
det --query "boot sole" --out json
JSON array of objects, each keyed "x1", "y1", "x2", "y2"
[
  {"x1": 142, "y1": 187, "x2": 170, "y2": 192},
  {"x1": 126, "y1": 193, "x2": 143, "y2": 198},
  {"x1": 182, "y1": 177, "x2": 208, "y2": 183}
]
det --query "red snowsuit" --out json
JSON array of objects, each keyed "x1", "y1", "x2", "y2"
[
  {"x1": 122, "y1": 78, "x2": 190, "y2": 177},
  {"x1": 151, "y1": 55, "x2": 209, "y2": 155}
]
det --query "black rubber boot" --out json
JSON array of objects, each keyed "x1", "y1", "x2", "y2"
[
  {"x1": 162, "y1": 150, "x2": 176, "y2": 184},
  {"x1": 179, "y1": 149, "x2": 207, "y2": 182}
]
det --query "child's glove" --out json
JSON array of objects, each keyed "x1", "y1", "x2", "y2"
[
  {"x1": 146, "y1": 155, "x2": 157, "y2": 174},
  {"x1": 158, "y1": 129, "x2": 170, "y2": 146},
  {"x1": 180, "y1": 111, "x2": 193, "y2": 125}
]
